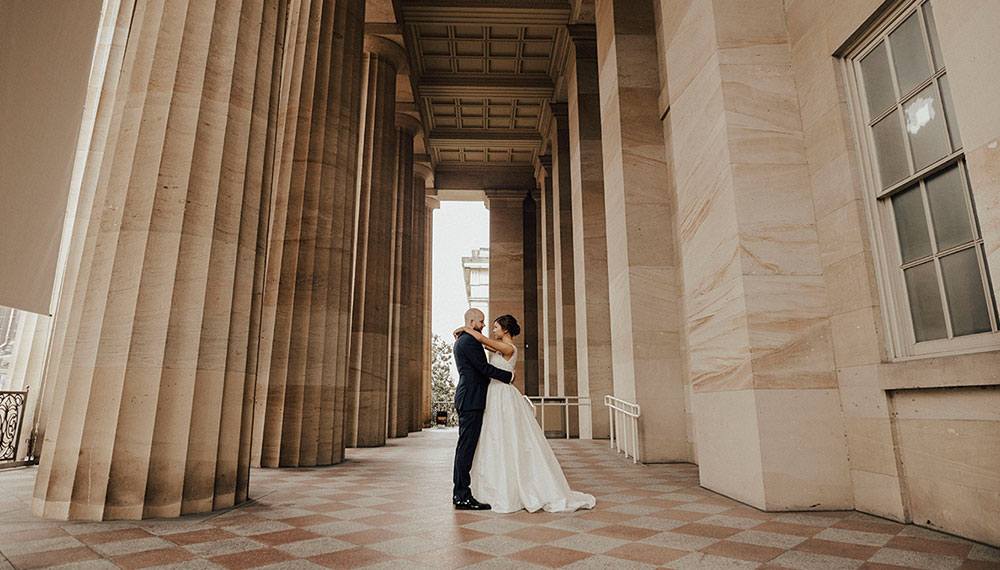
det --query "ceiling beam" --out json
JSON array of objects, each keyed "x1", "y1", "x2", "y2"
[
  {"x1": 400, "y1": 1, "x2": 570, "y2": 24},
  {"x1": 418, "y1": 75, "x2": 553, "y2": 98},
  {"x1": 427, "y1": 129, "x2": 541, "y2": 148}
]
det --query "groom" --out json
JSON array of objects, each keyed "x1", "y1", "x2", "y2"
[{"x1": 452, "y1": 308, "x2": 514, "y2": 510}]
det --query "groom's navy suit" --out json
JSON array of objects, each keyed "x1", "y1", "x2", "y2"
[{"x1": 452, "y1": 332, "x2": 513, "y2": 502}]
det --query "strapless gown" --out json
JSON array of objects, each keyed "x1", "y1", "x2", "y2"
[{"x1": 470, "y1": 347, "x2": 596, "y2": 513}]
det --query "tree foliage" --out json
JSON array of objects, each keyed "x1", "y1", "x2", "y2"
[{"x1": 430, "y1": 333, "x2": 458, "y2": 426}]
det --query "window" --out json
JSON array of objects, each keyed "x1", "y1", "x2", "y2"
[{"x1": 845, "y1": 0, "x2": 999, "y2": 358}]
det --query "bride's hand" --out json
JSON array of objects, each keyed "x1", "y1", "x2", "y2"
[{"x1": 452, "y1": 326, "x2": 464, "y2": 340}]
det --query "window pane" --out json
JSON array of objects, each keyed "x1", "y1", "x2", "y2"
[
  {"x1": 922, "y1": 1, "x2": 945, "y2": 71},
  {"x1": 938, "y1": 74, "x2": 962, "y2": 150},
  {"x1": 860, "y1": 41, "x2": 896, "y2": 117},
  {"x1": 892, "y1": 184, "x2": 933, "y2": 263},
  {"x1": 904, "y1": 84, "x2": 950, "y2": 170},
  {"x1": 905, "y1": 261, "x2": 948, "y2": 341},
  {"x1": 873, "y1": 110, "x2": 910, "y2": 187},
  {"x1": 890, "y1": 12, "x2": 932, "y2": 96},
  {"x1": 925, "y1": 165, "x2": 974, "y2": 251},
  {"x1": 940, "y1": 247, "x2": 992, "y2": 336}
]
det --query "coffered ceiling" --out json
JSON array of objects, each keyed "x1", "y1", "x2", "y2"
[{"x1": 399, "y1": 1, "x2": 572, "y2": 171}]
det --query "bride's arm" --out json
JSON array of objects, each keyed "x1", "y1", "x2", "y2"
[{"x1": 462, "y1": 326, "x2": 515, "y2": 358}]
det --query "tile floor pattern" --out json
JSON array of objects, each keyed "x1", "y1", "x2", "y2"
[{"x1": 1, "y1": 429, "x2": 998, "y2": 570}]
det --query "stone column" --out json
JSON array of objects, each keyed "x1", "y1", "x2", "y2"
[
  {"x1": 530, "y1": 187, "x2": 545, "y2": 398},
  {"x1": 538, "y1": 158, "x2": 557, "y2": 397},
  {"x1": 521, "y1": 195, "x2": 540, "y2": 398},
  {"x1": 551, "y1": 104, "x2": 580, "y2": 437},
  {"x1": 485, "y1": 190, "x2": 527, "y2": 392},
  {"x1": 595, "y1": 0, "x2": 686, "y2": 460},
  {"x1": 422, "y1": 191, "x2": 440, "y2": 426},
  {"x1": 566, "y1": 25, "x2": 612, "y2": 439},
  {"x1": 411, "y1": 164, "x2": 434, "y2": 431},
  {"x1": 32, "y1": 0, "x2": 288, "y2": 520},
  {"x1": 347, "y1": 35, "x2": 406, "y2": 448},
  {"x1": 254, "y1": 0, "x2": 365, "y2": 468},
  {"x1": 651, "y1": 0, "x2": 850, "y2": 508},
  {"x1": 388, "y1": 113, "x2": 421, "y2": 439}
]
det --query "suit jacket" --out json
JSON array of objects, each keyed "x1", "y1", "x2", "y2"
[{"x1": 453, "y1": 332, "x2": 513, "y2": 411}]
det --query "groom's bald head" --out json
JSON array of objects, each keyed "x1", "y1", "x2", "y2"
[{"x1": 465, "y1": 308, "x2": 486, "y2": 331}]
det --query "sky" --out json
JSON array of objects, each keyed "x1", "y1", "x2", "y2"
[{"x1": 431, "y1": 201, "x2": 489, "y2": 344}]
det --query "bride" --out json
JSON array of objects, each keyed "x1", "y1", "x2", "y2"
[{"x1": 454, "y1": 314, "x2": 595, "y2": 513}]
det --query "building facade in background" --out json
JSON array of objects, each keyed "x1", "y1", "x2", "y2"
[{"x1": 461, "y1": 247, "x2": 489, "y2": 316}]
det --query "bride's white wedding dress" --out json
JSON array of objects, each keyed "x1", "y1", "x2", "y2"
[{"x1": 470, "y1": 346, "x2": 596, "y2": 513}]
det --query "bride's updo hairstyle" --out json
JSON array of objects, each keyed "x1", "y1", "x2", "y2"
[{"x1": 494, "y1": 314, "x2": 521, "y2": 337}]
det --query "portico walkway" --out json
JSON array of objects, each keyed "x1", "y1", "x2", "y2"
[{"x1": 1, "y1": 430, "x2": 997, "y2": 569}]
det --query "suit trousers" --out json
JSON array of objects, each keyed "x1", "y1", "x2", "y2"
[{"x1": 453, "y1": 409, "x2": 485, "y2": 501}]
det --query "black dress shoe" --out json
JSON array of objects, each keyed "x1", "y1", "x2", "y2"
[{"x1": 453, "y1": 497, "x2": 492, "y2": 510}]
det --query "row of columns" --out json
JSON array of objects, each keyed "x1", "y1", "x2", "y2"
[
  {"x1": 30, "y1": 0, "x2": 435, "y2": 520},
  {"x1": 489, "y1": 13, "x2": 685, "y2": 455}
]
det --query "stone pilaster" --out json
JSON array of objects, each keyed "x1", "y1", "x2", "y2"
[
  {"x1": 485, "y1": 190, "x2": 528, "y2": 392},
  {"x1": 652, "y1": 0, "x2": 850, "y2": 508},
  {"x1": 388, "y1": 113, "x2": 421, "y2": 439},
  {"x1": 31, "y1": 0, "x2": 289, "y2": 519},
  {"x1": 550, "y1": 105, "x2": 579, "y2": 427},
  {"x1": 254, "y1": 0, "x2": 365, "y2": 468},
  {"x1": 566, "y1": 25, "x2": 612, "y2": 439},
  {"x1": 594, "y1": 0, "x2": 687, "y2": 461},
  {"x1": 347, "y1": 35, "x2": 406, "y2": 448}
]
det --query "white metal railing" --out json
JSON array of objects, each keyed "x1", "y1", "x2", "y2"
[
  {"x1": 605, "y1": 395, "x2": 641, "y2": 463},
  {"x1": 526, "y1": 396, "x2": 592, "y2": 439},
  {"x1": 522, "y1": 394, "x2": 535, "y2": 410}
]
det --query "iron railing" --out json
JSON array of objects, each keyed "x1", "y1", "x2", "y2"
[
  {"x1": 605, "y1": 395, "x2": 641, "y2": 463},
  {"x1": 526, "y1": 396, "x2": 592, "y2": 439},
  {"x1": 0, "y1": 389, "x2": 28, "y2": 462}
]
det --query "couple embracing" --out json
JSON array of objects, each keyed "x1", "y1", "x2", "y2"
[{"x1": 451, "y1": 308, "x2": 596, "y2": 513}]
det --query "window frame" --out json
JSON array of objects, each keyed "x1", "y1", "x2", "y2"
[{"x1": 841, "y1": 0, "x2": 1000, "y2": 360}]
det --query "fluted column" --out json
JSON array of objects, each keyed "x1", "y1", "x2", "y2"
[
  {"x1": 254, "y1": 0, "x2": 365, "y2": 468},
  {"x1": 485, "y1": 190, "x2": 527, "y2": 392},
  {"x1": 32, "y1": 0, "x2": 286, "y2": 520},
  {"x1": 347, "y1": 35, "x2": 406, "y2": 447},
  {"x1": 422, "y1": 190, "x2": 440, "y2": 426},
  {"x1": 388, "y1": 113, "x2": 421, "y2": 438},
  {"x1": 567, "y1": 25, "x2": 612, "y2": 439},
  {"x1": 411, "y1": 164, "x2": 434, "y2": 431},
  {"x1": 551, "y1": 105, "x2": 579, "y2": 425}
]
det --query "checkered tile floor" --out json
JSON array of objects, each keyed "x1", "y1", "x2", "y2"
[{"x1": 1, "y1": 429, "x2": 997, "y2": 569}]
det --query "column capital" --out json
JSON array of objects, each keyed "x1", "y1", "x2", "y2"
[
  {"x1": 425, "y1": 195, "x2": 440, "y2": 210},
  {"x1": 413, "y1": 162, "x2": 434, "y2": 187},
  {"x1": 534, "y1": 154, "x2": 553, "y2": 180},
  {"x1": 484, "y1": 189, "x2": 528, "y2": 210},
  {"x1": 396, "y1": 113, "x2": 422, "y2": 136},
  {"x1": 566, "y1": 24, "x2": 598, "y2": 58},
  {"x1": 364, "y1": 35, "x2": 408, "y2": 73}
]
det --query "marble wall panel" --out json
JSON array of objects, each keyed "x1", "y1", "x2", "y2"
[{"x1": 893, "y1": 386, "x2": 1000, "y2": 546}]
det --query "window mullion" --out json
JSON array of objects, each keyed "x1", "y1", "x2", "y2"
[
  {"x1": 932, "y1": 256, "x2": 955, "y2": 339},
  {"x1": 976, "y1": 245, "x2": 1000, "y2": 332}
]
